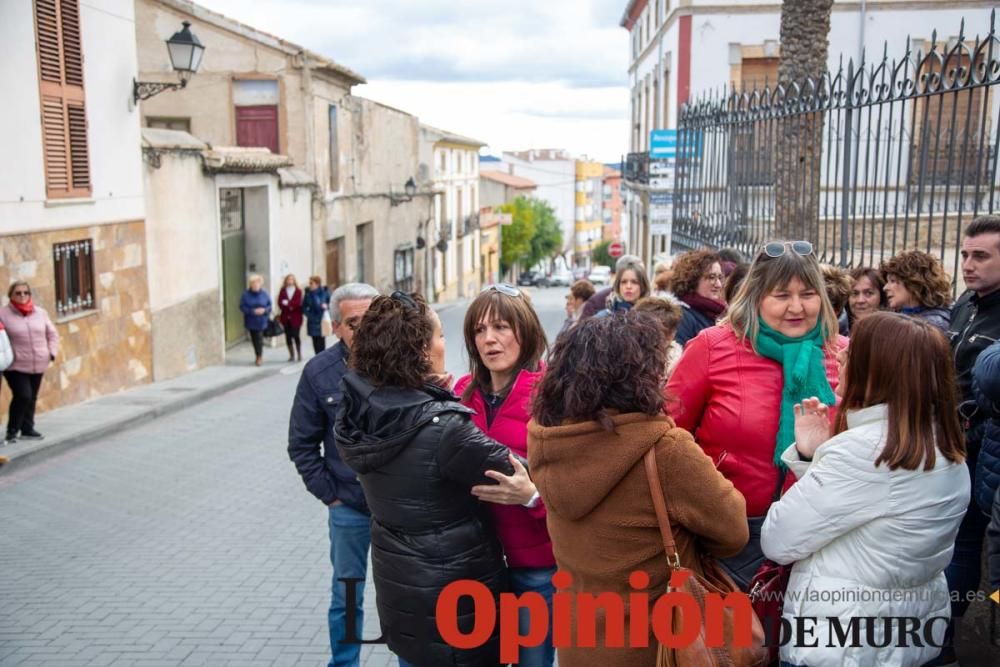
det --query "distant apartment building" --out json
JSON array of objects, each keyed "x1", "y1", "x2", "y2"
[
  {"x1": 574, "y1": 160, "x2": 604, "y2": 266},
  {"x1": 602, "y1": 167, "x2": 623, "y2": 243},
  {"x1": 479, "y1": 170, "x2": 537, "y2": 209}
]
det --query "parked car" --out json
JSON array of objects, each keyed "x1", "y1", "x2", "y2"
[
  {"x1": 572, "y1": 267, "x2": 588, "y2": 281},
  {"x1": 548, "y1": 269, "x2": 572, "y2": 287},
  {"x1": 517, "y1": 271, "x2": 546, "y2": 287},
  {"x1": 587, "y1": 266, "x2": 612, "y2": 286}
]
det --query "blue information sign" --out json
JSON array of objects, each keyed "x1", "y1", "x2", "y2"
[{"x1": 649, "y1": 129, "x2": 677, "y2": 159}]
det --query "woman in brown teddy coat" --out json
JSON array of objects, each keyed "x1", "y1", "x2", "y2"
[{"x1": 528, "y1": 310, "x2": 749, "y2": 666}]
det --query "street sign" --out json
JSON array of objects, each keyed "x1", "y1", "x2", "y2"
[
  {"x1": 608, "y1": 241, "x2": 625, "y2": 258},
  {"x1": 650, "y1": 223, "x2": 671, "y2": 236},
  {"x1": 650, "y1": 175, "x2": 674, "y2": 190},
  {"x1": 649, "y1": 159, "x2": 675, "y2": 175},
  {"x1": 650, "y1": 205, "x2": 673, "y2": 221},
  {"x1": 650, "y1": 192, "x2": 673, "y2": 205},
  {"x1": 650, "y1": 129, "x2": 677, "y2": 159}
]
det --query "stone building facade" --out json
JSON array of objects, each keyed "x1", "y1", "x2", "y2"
[{"x1": 0, "y1": 0, "x2": 152, "y2": 412}]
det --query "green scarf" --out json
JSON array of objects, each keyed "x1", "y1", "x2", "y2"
[{"x1": 753, "y1": 320, "x2": 836, "y2": 469}]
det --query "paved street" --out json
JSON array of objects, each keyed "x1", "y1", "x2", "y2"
[{"x1": 0, "y1": 287, "x2": 569, "y2": 667}]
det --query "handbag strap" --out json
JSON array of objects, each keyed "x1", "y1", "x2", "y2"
[{"x1": 643, "y1": 448, "x2": 682, "y2": 570}]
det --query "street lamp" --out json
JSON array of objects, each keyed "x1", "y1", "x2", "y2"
[
  {"x1": 133, "y1": 21, "x2": 205, "y2": 104},
  {"x1": 391, "y1": 177, "x2": 419, "y2": 206}
]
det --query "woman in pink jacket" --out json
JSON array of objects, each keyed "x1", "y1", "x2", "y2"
[
  {"x1": 454, "y1": 283, "x2": 555, "y2": 667},
  {"x1": 0, "y1": 282, "x2": 59, "y2": 443}
]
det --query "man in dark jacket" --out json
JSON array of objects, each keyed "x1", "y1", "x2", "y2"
[
  {"x1": 288, "y1": 282, "x2": 377, "y2": 667},
  {"x1": 936, "y1": 215, "x2": 1000, "y2": 666}
]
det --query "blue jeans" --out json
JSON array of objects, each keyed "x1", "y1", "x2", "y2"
[
  {"x1": 510, "y1": 566, "x2": 557, "y2": 667},
  {"x1": 328, "y1": 503, "x2": 372, "y2": 667}
]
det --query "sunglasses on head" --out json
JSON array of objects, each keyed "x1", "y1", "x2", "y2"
[
  {"x1": 480, "y1": 283, "x2": 522, "y2": 297},
  {"x1": 762, "y1": 241, "x2": 814, "y2": 258},
  {"x1": 389, "y1": 290, "x2": 418, "y2": 310}
]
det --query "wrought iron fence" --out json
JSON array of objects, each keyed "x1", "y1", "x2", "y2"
[{"x1": 673, "y1": 12, "x2": 1000, "y2": 287}]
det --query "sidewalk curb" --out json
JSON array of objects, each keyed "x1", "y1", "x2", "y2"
[{"x1": 0, "y1": 364, "x2": 285, "y2": 475}]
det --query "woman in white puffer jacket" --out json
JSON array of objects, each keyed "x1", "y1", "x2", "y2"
[{"x1": 762, "y1": 312, "x2": 969, "y2": 667}]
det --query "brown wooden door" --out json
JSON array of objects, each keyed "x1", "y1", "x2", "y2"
[
  {"x1": 326, "y1": 237, "x2": 344, "y2": 289},
  {"x1": 235, "y1": 105, "x2": 279, "y2": 154}
]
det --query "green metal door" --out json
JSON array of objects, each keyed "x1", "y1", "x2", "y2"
[{"x1": 222, "y1": 233, "x2": 246, "y2": 345}]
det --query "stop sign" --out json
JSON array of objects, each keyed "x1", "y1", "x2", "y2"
[{"x1": 608, "y1": 241, "x2": 625, "y2": 258}]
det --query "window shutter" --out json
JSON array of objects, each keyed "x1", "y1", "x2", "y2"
[
  {"x1": 67, "y1": 102, "x2": 90, "y2": 189},
  {"x1": 40, "y1": 96, "x2": 69, "y2": 191},
  {"x1": 34, "y1": 0, "x2": 90, "y2": 198},
  {"x1": 35, "y1": 0, "x2": 61, "y2": 83},
  {"x1": 60, "y1": 0, "x2": 83, "y2": 86}
]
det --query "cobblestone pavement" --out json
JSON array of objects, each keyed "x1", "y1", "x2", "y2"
[{"x1": 0, "y1": 369, "x2": 390, "y2": 667}]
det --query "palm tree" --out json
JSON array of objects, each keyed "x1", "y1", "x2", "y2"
[{"x1": 773, "y1": 0, "x2": 833, "y2": 240}]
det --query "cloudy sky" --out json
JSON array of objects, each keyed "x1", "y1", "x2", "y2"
[{"x1": 193, "y1": 0, "x2": 630, "y2": 162}]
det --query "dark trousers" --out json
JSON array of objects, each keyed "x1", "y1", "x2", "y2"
[
  {"x1": 719, "y1": 517, "x2": 766, "y2": 592},
  {"x1": 945, "y1": 499, "x2": 987, "y2": 618},
  {"x1": 285, "y1": 329, "x2": 301, "y2": 355},
  {"x1": 311, "y1": 335, "x2": 326, "y2": 355},
  {"x1": 4, "y1": 370, "x2": 44, "y2": 436},
  {"x1": 248, "y1": 329, "x2": 264, "y2": 357}
]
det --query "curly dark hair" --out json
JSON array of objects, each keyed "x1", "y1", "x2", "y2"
[
  {"x1": 532, "y1": 311, "x2": 667, "y2": 431},
  {"x1": 669, "y1": 249, "x2": 722, "y2": 297},
  {"x1": 633, "y1": 296, "x2": 683, "y2": 336},
  {"x1": 349, "y1": 293, "x2": 432, "y2": 389},
  {"x1": 880, "y1": 250, "x2": 952, "y2": 310},
  {"x1": 821, "y1": 264, "x2": 853, "y2": 315}
]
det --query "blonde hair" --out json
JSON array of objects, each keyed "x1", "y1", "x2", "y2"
[
  {"x1": 719, "y1": 243, "x2": 839, "y2": 352},
  {"x1": 247, "y1": 274, "x2": 264, "y2": 289},
  {"x1": 283, "y1": 273, "x2": 299, "y2": 289}
]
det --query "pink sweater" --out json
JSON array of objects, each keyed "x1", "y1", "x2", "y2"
[
  {"x1": 0, "y1": 304, "x2": 59, "y2": 374},
  {"x1": 455, "y1": 368, "x2": 556, "y2": 569}
]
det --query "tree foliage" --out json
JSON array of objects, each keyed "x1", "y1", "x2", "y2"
[
  {"x1": 500, "y1": 196, "x2": 563, "y2": 275},
  {"x1": 526, "y1": 199, "x2": 562, "y2": 270},
  {"x1": 591, "y1": 241, "x2": 615, "y2": 270}
]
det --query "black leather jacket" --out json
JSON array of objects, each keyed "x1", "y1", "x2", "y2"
[
  {"x1": 949, "y1": 289, "x2": 1000, "y2": 406},
  {"x1": 287, "y1": 341, "x2": 368, "y2": 512},
  {"x1": 336, "y1": 371, "x2": 513, "y2": 667}
]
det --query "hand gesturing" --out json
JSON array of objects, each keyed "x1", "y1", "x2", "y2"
[{"x1": 793, "y1": 396, "x2": 832, "y2": 459}]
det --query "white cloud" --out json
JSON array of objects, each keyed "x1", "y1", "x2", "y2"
[{"x1": 190, "y1": 0, "x2": 629, "y2": 161}]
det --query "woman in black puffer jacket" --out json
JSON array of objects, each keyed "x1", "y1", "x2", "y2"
[{"x1": 336, "y1": 292, "x2": 528, "y2": 667}]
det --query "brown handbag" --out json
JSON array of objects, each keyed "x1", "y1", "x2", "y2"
[{"x1": 643, "y1": 448, "x2": 769, "y2": 667}]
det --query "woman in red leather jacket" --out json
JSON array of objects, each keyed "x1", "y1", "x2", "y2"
[
  {"x1": 454, "y1": 283, "x2": 555, "y2": 667},
  {"x1": 666, "y1": 241, "x2": 848, "y2": 590}
]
